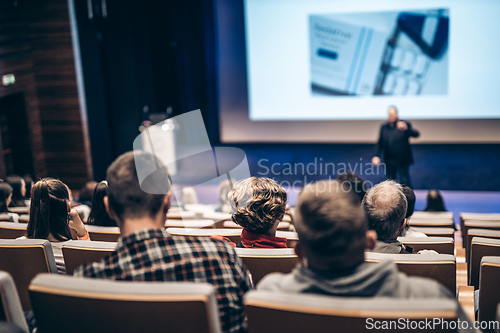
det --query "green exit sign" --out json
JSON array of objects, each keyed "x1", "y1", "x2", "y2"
[{"x1": 2, "y1": 74, "x2": 15, "y2": 86}]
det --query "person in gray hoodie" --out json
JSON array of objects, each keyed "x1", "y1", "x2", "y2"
[{"x1": 258, "y1": 179, "x2": 451, "y2": 299}]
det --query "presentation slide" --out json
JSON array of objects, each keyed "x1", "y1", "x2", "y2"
[{"x1": 244, "y1": 0, "x2": 500, "y2": 121}]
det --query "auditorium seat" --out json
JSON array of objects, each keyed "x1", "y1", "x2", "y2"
[
  {"x1": 0, "y1": 215, "x2": 17, "y2": 223},
  {"x1": 165, "y1": 219, "x2": 215, "y2": 229},
  {"x1": 244, "y1": 290, "x2": 459, "y2": 333},
  {"x1": 85, "y1": 225, "x2": 120, "y2": 242},
  {"x1": 406, "y1": 220, "x2": 454, "y2": 228},
  {"x1": 478, "y1": 256, "x2": 500, "y2": 327},
  {"x1": 62, "y1": 240, "x2": 116, "y2": 275},
  {"x1": 0, "y1": 239, "x2": 58, "y2": 310},
  {"x1": 202, "y1": 212, "x2": 232, "y2": 228},
  {"x1": 469, "y1": 237, "x2": 500, "y2": 290},
  {"x1": 6, "y1": 208, "x2": 28, "y2": 215},
  {"x1": 17, "y1": 215, "x2": 28, "y2": 223},
  {"x1": 466, "y1": 229, "x2": 500, "y2": 265},
  {"x1": 0, "y1": 223, "x2": 26, "y2": 239},
  {"x1": 397, "y1": 237, "x2": 454, "y2": 254},
  {"x1": 365, "y1": 252, "x2": 456, "y2": 293},
  {"x1": 222, "y1": 221, "x2": 291, "y2": 231},
  {"x1": 409, "y1": 227, "x2": 455, "y2": 238},
  {"x1": 166, "y1": 228, "x2": 243, "y2": 245},
  {"x1": 462, "y1": 222, "x2": 500, "y2": 257},
  {"x1": 460, "y1": 213, "x2": 500, "y2": 222},
  {"x1": 29, "y1": 274, "x2": 221, "y2": 333},
  {"x1": 413, "y1": 211, "x2": 454, "y2": 219},
  {"x1": 0, "y1": 271, "x2": 29, "y2": 332},
  {"x1": 166, "y1": 228, "x2": 299, "y2": 248},
  {"x1": 166, "y1": 210, "x2": 195, "y2": 220},
  {"x1": 234, "y1": 248, "x2": 299, "y2": 285}
]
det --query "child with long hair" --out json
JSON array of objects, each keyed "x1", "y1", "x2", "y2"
[{"x1": 24, "y1": 178, "x2": 90, "y2": 274}]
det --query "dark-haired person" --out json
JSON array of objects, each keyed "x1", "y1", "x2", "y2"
[
  {"x1": 22, "y1": 174, "x2": 33, "y2": 200},
  {"x1": 73, "y1": 151, "x2": 252, "y2": 333},
  {"x1": 77, "y1": 180, "x2": 97, "y2": 206},
  {"x1": 371, "y1": 106, "x2": 419, "y2": 187},
  {"x1": 424, "y1": 189, "x2": 447, "y2": 212},
  {"x1": 336, "y1": 171, "x2": 367, "y2": 203},
  {"x1": 87, "y1": 181, "x2": 116, "y2": 227},
  {"x1": 5, "y1": 175, "x2": 27, "y2": 207},
  {"x1": 19, "y1": 178, "x2": 90, "y2": 274},
  {"x1": 0, "y1": 182, "x2": 17, "y2": 222},
  {"x1": 399, "y1": 186, "x2": 427, "y2": 238},
  {"x1": 225, "y1": 177, "x2": 288, "y2": 248},
  {"x1": 363, "y1": 180, "x2": 415, "y2": 254},
  {"x1": 257, "y1": 180, "x2": 469, "y2": 326}
]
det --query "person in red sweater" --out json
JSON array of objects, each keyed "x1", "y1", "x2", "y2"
[{"x1": 224, "y1": 177, "x2": 288, "y2": 248}]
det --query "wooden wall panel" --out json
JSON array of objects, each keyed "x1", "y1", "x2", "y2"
[{"x1": 27, "y1": 0, "x2": 93, "y2": 188}]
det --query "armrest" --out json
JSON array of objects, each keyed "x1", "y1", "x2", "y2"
[
  {"x1": 456, "y1": 262, "x2": 468, "y2": 287},
  {"x1": 458, "y1": 285, "x2": 475, "y2": 322},
  {"x1": 455, "y1": 248, "x2": 466, "y2": 264}
]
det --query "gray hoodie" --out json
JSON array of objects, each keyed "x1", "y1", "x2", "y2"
[{"x1": 257, "y1": 261, "x2": 451, "y2": 298}]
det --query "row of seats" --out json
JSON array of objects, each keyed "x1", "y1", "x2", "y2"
[{"x1": 3, "y1": 270, "x2": 496, "y2": 333}]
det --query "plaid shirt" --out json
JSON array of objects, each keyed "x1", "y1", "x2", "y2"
[{"x1": 73, "y1": 228, "x2": 253, "y2": 333}]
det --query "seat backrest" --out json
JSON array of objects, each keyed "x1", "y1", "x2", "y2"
[
  {"x1": 166, "y1": 227, "x2": 243, "y2": 245},
  {"x1": 165, "y1": 219, "x2": 215, "y2": 229},
  {"x1": 463, "y1": 222, "x2": 500, "y2": 255},
  {"x1": 0, "y1": 239, "x2": 58, "y2": 311},
  {"x1": 166, "y1": 210, "x2": 195, "y2": 220},
  {"x1": 469, "y1": 237, "x2": 500, "y2": 289},
  {"x1": 62, "y1": 240, "x2": 117, "y2": 275},
  {"x1": 0, "y1": 271, "x2": 29, "y2": 332},
  {"x1": 407, "y1": 219, "x2": 454, "y2": 228},
  {"x1": 244, "y1": 290, "x2": 458, "y2": 333},
  {"x1": 466, "y1": 229, "x2": 500, "y2": 265},
  {"x1": 365, "y1": 252, "x2": 456, "y2": 293},
  {"x1": 409, "y1": 227, "x2": 455, "y2": 238},
  {"x1": 7, "y1": 208, "x2": 28, "y2": 215},
  {"x1": 223, "y1": 221, "x2": 290, "y2": 231},
  {"x1": 29, "y1": 274, "x2": 221, "y2": 333},
  {"x1": 397, "y1": 237, "x2": 454, "y2": 254},
  {"x1": 85, "y1": 225, "x2": 121, "y2": 242},
  {"x1": 461, "y1": 213, "x2": 500, "y2": 222},
  {"x1": 478, "y1": 256, "x2": 500, "y2": 324},
  {"x1": 413, "y1": 211, "x2": 454, "y2": 219},
  {"x1": 234, "y1": 248, "x2": 299, "y2": 285},
  {"x1": 0, "y1": 223, "x2": 26, "y2": 240}
]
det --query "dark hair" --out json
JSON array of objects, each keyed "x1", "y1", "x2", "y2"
[
  {"x1": 424, "y1": 190, "x2": 446, "y2": 212},
  {"x1": 296, "y1": 180, "x2": 367, "y2": 269},
  {"x1": 336, "y1": 171, "x2": 367, "y2": 203},
  {"x1": 362, "y1": 180, "x2": 407, "y2": 241},
  {"x1": 6, "y1": 175, "x2": 26, "y2": 207},
  {"x1": 106, "y1": 151, "x2": 170, "y2": 221},
  {"x1": 0, "y1": 182, "x2": 13, "y2": 213},
  {"x1": 78, "y1": 181, "x2": 97, "y2": 204},
  {"x1": 27, "y1": 178, "x2": 72, "y2": 241},
  {"x1": 87, "y1": 181, "x2": 116, "y2": 226},
  {"x1": 23, "y1": 174, "x2": 33, "y2": 199},
  {"x1": 229, "y1": 177, "x2": 287, "y2": 234},
  {"x1": 402, "y1": 186, "x2": 416, "y2": 218}
]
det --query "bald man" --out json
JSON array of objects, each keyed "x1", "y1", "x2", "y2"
[{"x1": 371, "y1": 106, "x2": 419, "y2": 187}]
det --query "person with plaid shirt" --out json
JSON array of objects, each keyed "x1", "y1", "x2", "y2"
[{"x1": 73, "y1": 151, "x2": 252, "y2": 333}]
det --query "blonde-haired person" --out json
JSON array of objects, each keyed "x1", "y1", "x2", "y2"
[
  {"x1": 228, "y1": 177, "x2": 288, "y2": 248},
  {"x1": 19, "y1": 178, "x2": 90, "y2": 274}
]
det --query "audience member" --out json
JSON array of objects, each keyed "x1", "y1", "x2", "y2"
[
  {"x1": 225, "y1": 177, "x2": 288, "y2": 248},
  {"x1": 216, "y1": 179, "x2": 234, "y2": 213},
  {"x1": 258, "y1": 179, "x2": 454, "y2": 300},
  {"x1": 5, "y1": 175, "x2": 26, "y2": 207},
  {"x1": 77, "y1": 180, "x2": 97, "y2": 206},
  {"x1": 424, "y1": 189, "x2": 447, "y2": 212},
  {"x1": 22, "y1": 178, "x2": 90, "y2": 274},
  {"x1": 73, "y1": 151, "x2": 252, "y2": 333},
  {"x1": 22, "y1": 174, "x2": 33, "y2": 199},
  {"x1": 363, "y1": 180, "x2": 414, "y2": 253},
  {"x1": 399, "y1": 186, "x2": 427, "y2": 238},
  {"x1": 87, "y1": 181, "x2": 116, "y2": 227},
  {"x1": 336, "y1": 171, "x2": 367, "y2": 202},
  {"x1": 0, "y1": 182, "x2": 12, "y2": 213}
]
